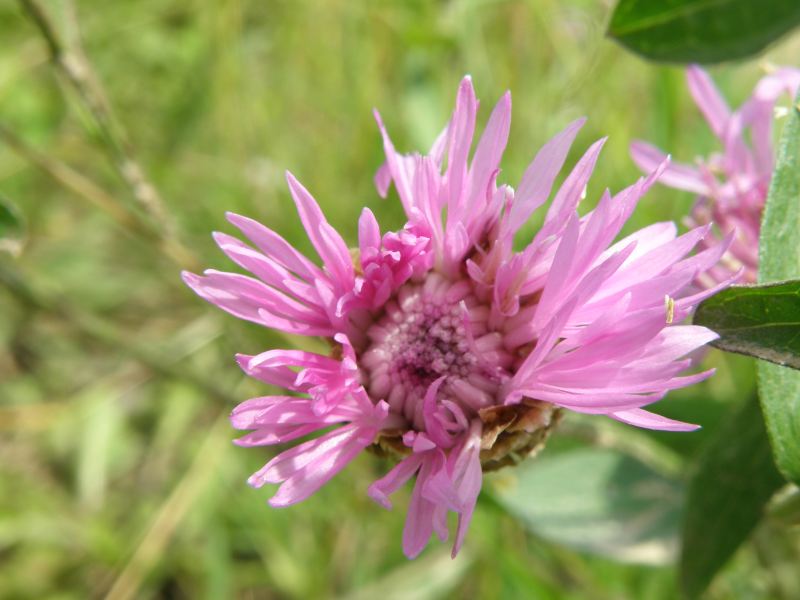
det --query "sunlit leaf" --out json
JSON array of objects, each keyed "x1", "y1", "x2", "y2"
[
  {"x1": 340, "y1": 549, "x2": 472, "y2": 600},
  {"x1": 680, "y1": 396, "x2": 785, "y2": 599},
  {"x1": 694, "y1": 282, "x2": 800, "y2": 369},
  {"x1": 491, "y1": 449, "x2": 683, "y2": 565},
  {"x1": 608, "y1": 0, "x2": 800, "y2": 63},
  {"x1": 758, "y1": 94, "x2": 800, "y2": 485}
]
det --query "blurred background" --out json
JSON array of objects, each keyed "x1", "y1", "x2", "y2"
[{"x1": 1, "y1": 0, "x2": 799, "y2": 598}]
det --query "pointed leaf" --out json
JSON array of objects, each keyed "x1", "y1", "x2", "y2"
[
  {"x1": 492, "y1": 449, "x2": 683, "y2": 565},
  {"x1": 758, "y1": 92, "x2": 800, "y2": 485},
  {"x1": 608, "y1": 0, "x2": 800, "y2": 64},
  {"x1": 693, "y1": 281, "x2": 800, "y2": 369},
  {"x1": 680, "y1": 395, "x2": 784, "y2": 599}
]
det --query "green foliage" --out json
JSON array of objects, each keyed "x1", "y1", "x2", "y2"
[
  {"x1": 687, "y1": 91, "x2": 800, "y2": 593},
  {"x1": 0, "y1": 195, "x2": 25, "y2": 255},
  {"x1": 694, "y1": 281, "x2": 800, "y2": 369},
  {"x1": 340, "y1": 549, "x2": 474, "y2": 600},
  {"x1": 679, "y1": 396, "x2": 785, "y2": 599},
  {"x1": 492, "y1": 449, "x2": 684, "y2": 565},
  {"x1": 1, "y1": 0, "x2": 799, "y2": 598},
  {"x1": 608, "y1": 0, "x2": 800, "y2": 63},
  {"x1": 758, "y1": 93, "x2": 800, "y2": 485}
]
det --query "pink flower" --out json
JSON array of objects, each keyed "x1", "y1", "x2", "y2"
[
  {"x1": 631, "y1": 65, "x2": 800, "y2": 286},
  {"x1": 184, "y1": 76, "x2": 734, "y2": 559}
]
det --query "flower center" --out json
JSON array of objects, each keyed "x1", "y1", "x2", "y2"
[{"x1": 360, "y1": 273, "x2": 506, "y2": 430}]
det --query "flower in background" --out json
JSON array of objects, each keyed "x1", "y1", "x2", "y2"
[
  {"x1": 184, "y1": 77, "x2": 734, "y2": 559},
  {"x1": 631, "y1": 66, "x2": 800, "y2": 286}
]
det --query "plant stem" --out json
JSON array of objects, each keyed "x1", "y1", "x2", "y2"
[
  {"x1": 0, "y1": 261, "x2": 236, "y2": 405},
  {"x1": 18, "y1": 0, "x2": 170, "y2": 226},
  {"x1": 0, "y1": 124, "x2": 200, "y2": 271},
  {"x1": 16, "y1": 0, "x2": 202, "y2": 271}
]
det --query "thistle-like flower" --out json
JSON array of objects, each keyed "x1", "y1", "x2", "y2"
[
  {"x1": 631, "y1": 66, "x2": 800, "y2": 286},
  {"x1": 184, "y1": 77, "x2": 733, "y2": 558}
]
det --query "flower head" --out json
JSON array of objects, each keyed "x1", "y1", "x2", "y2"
[
  {"x1": 184, "y1": 76, "x2": 734, "y2": 558},
  {"x1": 631, "y1": 65, "x2": 800, "y2": 286}
]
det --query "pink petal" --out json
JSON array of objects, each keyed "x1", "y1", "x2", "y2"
[
  {"x1": 368, "y1": 453, "x2": 426, "y2": 510},
  {"x1": 412, "y1": 156, "x2": 444, "y2": 253},
  {"x1": 603, "y1": 222, "x2": 678, "y2": 265},
  {"x1": 285, "y1": 172, "x2": 354, "y2": 290},
  {"x1": 234, "y1": 423, "x2": 322, "y2": 446},
  {"x1": 182, "y1": 270, "x2": 334, "y2": 336},
  {"x1": 466, "y1": 91, "x2": 511, "y2": 215},
  {"x1": 212, "y1": 232, "x2": 318, "y2": 302},
  {"x1": 610, "y1": 408, "x2": 700, "y2": 432},
  {"x1": 445, "y1": 76, "x2": 479, "y2": 224},
  {"x1": 629, "y1": 141, "x2": 708, "y2": 195},
  {"x1": 507, "y1": 296, "x2": 580, "y2": 389},
  {"x1": 403, "y1": 451, "x2": 447, "y2": 558},
  {"x1": 448, "y1": 432, "x2": 482, "y2": 557},
  {"x1": 236, "y1": 352, "x2": 298, "y2": 388},
  {"x1": 686, "y1": 65, "x2": 731, "y2": 138},
  {"x1": 226, "y1": 212, "x2": 323, "y2": 281},
  {"x1": 510, "y1": 118, "x2": 587, "y2": 231},
  {"x1": 639, "y1": 326, "x2": 719, "y2": 363},
  {"x1": 513, "y1": 386, "x2": 667, "y2": 412},
  {"x1": 422, "y1": 377, "x2": 453, "y2": 448},
  {"x1": 373, "y1": 109, "x2": 416, "y2": 211},
  {"x1": 266, "y1": 428, "x2": 369, "y2": 506},
  {"x1": 250, "y1": 426, "x2": 357, "y2": 486},
  {"x1": 597, "y1": 225, "x2": 711, "y2": 298},
  {"x1": 374, "y1": 161, "x2": 392, "y2": 197},
  {"x1": 252, "y1": 401, "x2": 389, "y2": 507},
  {"x1": 358, "y1": 208, "x2": 382, "y2": 256}
]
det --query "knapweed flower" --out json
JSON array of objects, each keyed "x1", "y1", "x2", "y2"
[
  {"x1": 183, "y1": 77, "x2": 734, "y2": 559},
  {"x1": 631, "y1": 65, "x2": 800, "y2": 286}
]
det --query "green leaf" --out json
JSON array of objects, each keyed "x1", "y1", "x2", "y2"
[
  {"x1": 0, "y1": 196, "x2": 25, "y2": 256},
  {"x1": 694, "y1": 281, "x2": 800, "y2": 369},
  {"x1": 340, "y1": 549, "x2": 473, "y2": 600},
  {"x1": 491, "y1": 448, "x2": 683, "y2": 565},
  {"x1": 758, "y1": 93, "x2": 800, "y2": 485},
  {"x1": 680, "y1": 396, "x2": 785, "y2": 599},
  {"x1": 607, "y1": 0, "x2": 800, "y2": 64}
]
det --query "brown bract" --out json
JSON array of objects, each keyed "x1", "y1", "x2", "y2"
[{"x1": 368, "y1": 400, "x2": 562, "y2": 472}]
